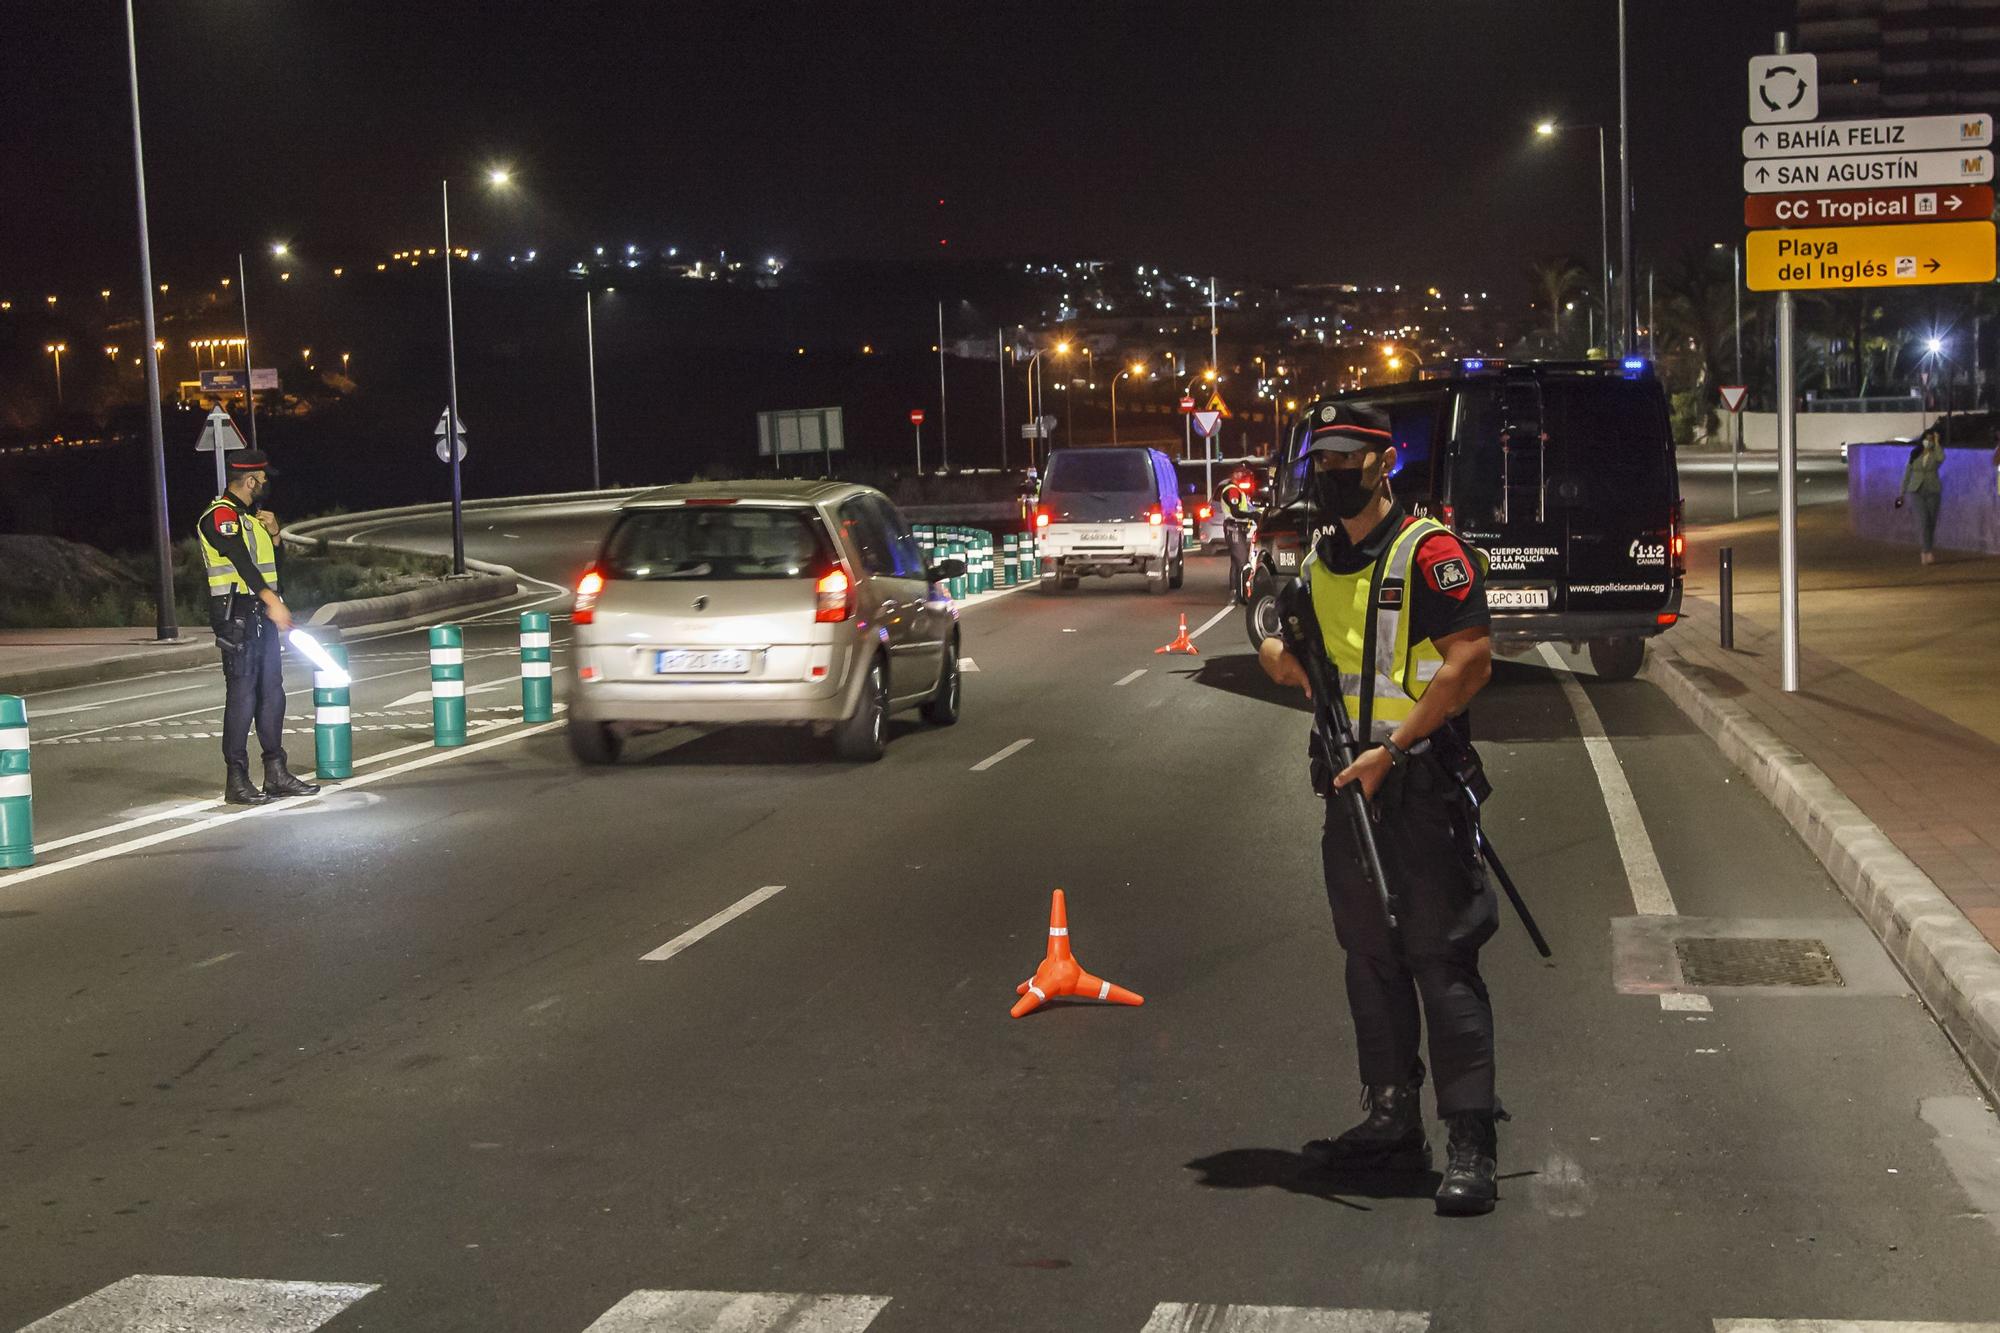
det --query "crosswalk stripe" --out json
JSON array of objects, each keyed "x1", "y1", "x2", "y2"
[
  {"x1": 1715, "y1": 1323, "x2": 2000, "y2": 1331},
  {"x1": 580, "y1": 1290, "x2": 891, "y2": 1332},
  {"x1": 1141, "y1": 1306, "x2": 1430, "y2": 1333},
  {"x1": 19, "y1": 1275, "x2": 378, "y2": 1332}
]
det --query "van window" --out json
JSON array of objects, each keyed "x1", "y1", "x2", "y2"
[
  {"x1": 1045, "y1": 450, "x2": 1154, "y2": 493},
  {"x1": 1541, "y1": 379, "x2": 1673, "y2": 502},
  {"x1": 602, "y1": 506, "x2": 830, "y2": 581}
]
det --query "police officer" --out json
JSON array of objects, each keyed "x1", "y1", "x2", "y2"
[
  {"x1": 1258, "y1": 401, "x2": 1505, "y2": 1216},
  {"x1": 1219, "y1": 468, "x2": 1259, "y2": 604},
  {"x1": 196, "y1": 449, "x2": 320, "y2": 806}
]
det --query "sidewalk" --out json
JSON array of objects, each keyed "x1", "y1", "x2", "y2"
[
  {"x1": 0, "y1": 628, "x2": 215, "y2": 697},
  {"x1": 1657, "y1": 499, "x2": 2000, "y2": 1093}
]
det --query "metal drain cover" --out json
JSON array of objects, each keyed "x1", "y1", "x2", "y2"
[{"x1": 1675, "y1": 936, "x2": 1845, "y2": 988}]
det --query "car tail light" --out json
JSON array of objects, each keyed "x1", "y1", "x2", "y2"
[
  {"x1": 1034, "y1": 506, "x2": 1051, "y2": 530},
  {"x1": 1197, "y1": 503, "x2": 1213, "y2": 521},
  {"x1": 1657, "y1": 612, "x2": 1679, "y2": 627},
  {"x1": 572, "y1": 567, "x2": 605, "y2": 625},
  {"x1": 815, "y1": 568, "x2": 851, "y2": 622},
  {"x1": 1148, "y1": 505, "x2": 1164, "y2": 527},
  {"x1": 1671, "y1": 533, "x2": 1686, "y2": 558}
]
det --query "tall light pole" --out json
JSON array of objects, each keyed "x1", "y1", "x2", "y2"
[
  {"x1": 585, "y1": 289, "x2": 602, "y2": 489},
  {"x1": 996, "y1": 328, "x2": 1008, "y2": 472},
  {"x1": 1023, "y1": 340, "x2": 1068, "y2": 466},
  {"x1": 1618, "y1": 0, "x2": 1636, "y2": 354},
  {"x1": 1110, "y1": 363, "x2": 1143, "y2": 445},
  {"x1": 936, "y1": 302, "x2": 949, "y2": 472},
  {"x1": 237, "y1": 253, "x2": 259, "y2": 450},
  {"x1": 438, "y1": 166, "x2": 512, "y2": 574},
  {"x1": 1535, "y1": 120, "x2": 1612, "y2": 351},
  {"x1": 124, "y1": 0, "x2": 176, "y2": 640},
  {"x1": 43, "y1": 344, "x2": 65, "y2": 403}
]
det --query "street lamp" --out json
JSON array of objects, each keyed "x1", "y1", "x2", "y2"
[
  {"x1": 1023, "y1": 339, "x2": 1072, "y2": 465},
  {"x1": 44, "y1": 343, "x2": 66, "y2": 402},
  {"x1": 1534, "y1": 118, "x2": 1614, "y2": 354},
  {"x1": 585, "y1": 289, "x2": 603, "y2": 489},
  {"x1": 1110, "y1": 361, "x2": 1145, "y2": 445},
  {"x1": 270, "y1": 242, "x2": 289, "y2": 258}
]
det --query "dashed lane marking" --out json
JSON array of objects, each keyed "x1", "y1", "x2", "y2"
[
  {"x1": 1185, "y1": 603, "x2": 1235, "y2": 642},
  {"x1": 17, "y1": 1275, "x2": 378, "y2": 1332},
  {"x1": 1715, "y1": 1323, "x2": 2000, "y2": 1332},
  {"x1": 1661, "y1": 992, "x2": 1713, "y2": 1012},
  {"x1": 191, "y1": 951, "x2": 240, "y2": 969},
  {"x1": 582, "y1": 1291, "x2": 890, "y2": 1332},
  {"x1": 1140, "y1": 1305, "x2": 1429, "y2": 1332},
  {"x1": 970, "y1": 738, "x2": 1033, "y2": 771},
  {"x1": 640, "y1": 885, "x2": 788, "y2": 963},
  {"x1": 1115, "y1": 668, "x2": 1148, "y2": 687},
  {"x1": 3, "y1": 720, "x2": 562, "y2": 888}
]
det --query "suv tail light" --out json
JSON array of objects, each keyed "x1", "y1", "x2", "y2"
[
  {"x1": 1669, "y1": 498, "x2": 1686, "y2": 563},
  {"x1": 815, "y1": 568, "x2": 852, "y2": 623},
  {"x1": 1196, "y1": 503, "x2": 1213, "y2": 522},
  {"x1": 1147, "y1": 505, "x2": 1164, "y2": 528},
  {"x1": 572, "y1": 568, "x2": 605, "y2": 625},
  {"x1": 1034, "y1": 505, "x2": 1051, "y2": 530}
]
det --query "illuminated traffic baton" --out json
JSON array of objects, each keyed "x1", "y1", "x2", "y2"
[
  {"x1": 0, "y1": 695, "x2": 31, "y2": 869},
  {"x1": 286, "y1": 628, "x2": 351, "y2": 688},
  {"x1": 429, "y1": 624, "x2": 466, "y2": 748},
  {"x1": 311, "y1": 641, "x2": 353, "y2": 780},
  {"x1": 519, "y1": 610, "x2": 553, "y2": 723}
]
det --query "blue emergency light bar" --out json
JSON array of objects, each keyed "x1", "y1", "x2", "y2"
[{"x1": 1621, "y1": 357, "x2": 1649, "y2": 377}]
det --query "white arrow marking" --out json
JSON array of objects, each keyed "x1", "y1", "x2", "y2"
[{"x1": 383, "y1": 679, "x2": 513, "y2": 709}]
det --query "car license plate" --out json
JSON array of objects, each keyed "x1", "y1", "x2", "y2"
[
  {"x1": 1080, "y1": 530, "x2": 1116, "y2": 544},
  {"x1": 1275, "y1": 550, "x2": 1298, "y2": 568},
  {"x1": 655, "y1": 648, "x2": 749, "y2": 674},
  {"x1": 1487, "y1": 587, "x2": 1552, "y2": 609}
]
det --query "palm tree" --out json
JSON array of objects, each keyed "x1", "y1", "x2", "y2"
[
  {"x1": 1527, "y1": 257, "x2": 1589, "y2": 337},
  {"x1": 1656, "y1": 245, "x2": 1740, "y2": 441}
]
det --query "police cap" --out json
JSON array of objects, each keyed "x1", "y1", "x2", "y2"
[
  {"x1": 227, "y1": 449, "x2": 277, "y2": 476},
  {"x1": 1300, "y1": 401, "x2": 1393, "y2": 456}
]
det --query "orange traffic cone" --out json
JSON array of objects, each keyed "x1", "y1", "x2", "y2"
[
  {"x1": 1155, "y1": 613, "x2": 1198, "y2": 655},
  {"x1": 1010, "y1": 888, "x2": 1144, "y2": 1018}
]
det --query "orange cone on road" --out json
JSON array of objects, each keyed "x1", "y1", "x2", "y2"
[
  {"x1": 1155, "y1": 614, "x2": 1198, "y2": 655},
  {"x1": 1010, "y1": 889, "x2": 1144, "y2": 1018}
]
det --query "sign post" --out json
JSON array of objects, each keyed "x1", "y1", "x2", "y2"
[
  {"x1": 910, "y1": 408, "x2": 925, "y2": 475},
  {"x1": 1719, "y1": 385, "x2": 1750, "y2": 519}
]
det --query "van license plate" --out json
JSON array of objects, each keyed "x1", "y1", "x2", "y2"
[
  {"x1": 1487, "y1": 588, "x2": 1552, "y2": 609},
  {"x1": 656, "y1": 649, "x2": 749, "y2": 674},
  {"x1": 1080, "y1": 530, "x2": 1116, "y2": 543}
]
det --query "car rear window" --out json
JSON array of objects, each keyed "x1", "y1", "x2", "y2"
[
  {"x1": 1542, "y1": 379, "x2": 1673, "y2": 496},
  {"x1": 1045, "y1": 450, "x2": 1154, "y2": 493},
  {"x1": 601, "y1": 506, "x2": 831, "y2": 580}
]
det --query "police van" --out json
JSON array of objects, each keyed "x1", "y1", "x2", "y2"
[{"x1": 1243, "y1": 359, "x2": 1683, "y2": 680}]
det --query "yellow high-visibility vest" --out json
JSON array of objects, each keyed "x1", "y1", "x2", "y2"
[
  {"x1": 1303, "y1": 516, "x2": 1454, "y2": 743},
  {"x1": 196, "y1": 496, "x2": 278, "y2": 596}
]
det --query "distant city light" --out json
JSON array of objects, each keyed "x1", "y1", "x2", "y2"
[{"x1": 487, "y1": 167, "x2": 513, "y2": 186}]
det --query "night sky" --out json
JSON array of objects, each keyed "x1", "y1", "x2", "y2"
[{"x1": 4, "y1": 1, "x2": 1791, "y2": 300}]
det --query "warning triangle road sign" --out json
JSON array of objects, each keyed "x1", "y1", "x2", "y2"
[
  {"x1": 434, "y1": 408, "x2": 469, "y2": 438},
  {"x1": 1191, "y1": 410, "x2": 1223, "y2": 438},
  {"x1": 193, "y1": 406, "x2": 249, "y2": 453},
  {"x1": 1718, "y1": 385, "x2": 1749, "y2": 413},
  {"x1": 1206, "y1": 390, "x2": 1232, "y2": 418}
]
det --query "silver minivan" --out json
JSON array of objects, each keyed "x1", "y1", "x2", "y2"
[
  {"x1": 567, "y1": 480, "x2": 965, "y2": 763},
  {"x1": 1033, "y1": 446, "x2": 1185, "y2": 593}
]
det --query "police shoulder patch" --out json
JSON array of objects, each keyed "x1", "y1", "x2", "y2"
[
  {"x1": 1432, "y1": 557, "x2": 1469, "y2": 591},
  {"x1": 217, "y1": 520, "x2": 239, "y2": 536}
]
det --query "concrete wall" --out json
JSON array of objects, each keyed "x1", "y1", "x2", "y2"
[
  {"x1": 1742, "y1": 410, "x2": 1928, "y2": 453},
  {"x1": 1848, "y1": 444, "x2": 2000, "y2": 553}
]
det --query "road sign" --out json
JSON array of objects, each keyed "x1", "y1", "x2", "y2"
[
  {"x1": 1748, "y1": 54, "x2": 1818, "y2": 125},
  {"x1": 1019, "y1": 423, "x2": 1049, "y2": 439},
  {"x1": 1191, "y1": 410, "x2": 1222, "y2": 438},
  {"x1": 1746, "y1": 219, "x2": 1997, "y2": 291},
  {"x1": 250, "y1": 367, "x2": 278, "y2": 391},
  {"x1": 434, "y1": 408, "x2": 468, "y2": 463},
  {"x1": 1178, "y1": 395, "x2": 1196, "y2": 413},
  {"x1": 1718, "y1": 386, "x2": 1749, "y2": 414},
  {"x1": 1744, "y1": 184, "x2": 1994, "y2": 228},
  {"x1": 909, "y1": 409, "x2": 925, "y2": 425},
  {"x1": 433, "y1": 408, "x2": 469, "y2": 438},
  {"x1": 757, "y1": 406, "x2": 844, "y2": 458},
  {"x1": 1038, "y1": 414, "x2": 1056, "y2": 432},
  {"x1": 199, "y1": 368, "x2": 247, "y2": 394},
  {"x1": 1205, "y1": 390, "x2": 1231, "y2": 418},
  {"x1": 1742, "y1": 112, "x2": 1991, "y2": 159},
  {"x1": 193, "y1": 406, "x2": 248, "y2": 453},
  {"x1": 1745, "y1": 148, "x2": 1991, "y2": 193}
]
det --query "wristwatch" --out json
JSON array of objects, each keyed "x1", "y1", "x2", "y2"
[{"x1": 1381, "y1": 738, "x2": 1411, "y2": 769}]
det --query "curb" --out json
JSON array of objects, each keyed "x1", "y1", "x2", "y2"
[
  {"x1": 305, "y1": 574, "x2": 516, "y2": 629},
  {"x1": 1645, "y1": 647, "x2": 2000, "y2": 1103}
]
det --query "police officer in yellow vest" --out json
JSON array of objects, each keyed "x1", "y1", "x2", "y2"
[
  {"x1": 1220, "y1": 468, "x2": 1259, "y2": 604},
  {"x1": 197, "y1": 449, "x2": 319, "y2": 806},
  {"x1": 1258, "y1": 401, "x2": 1505, "y2": 1215}
]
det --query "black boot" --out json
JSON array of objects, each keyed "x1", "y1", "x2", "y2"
[
  {"x1": 1435, "y1": 1110, "x2": 1503, "y2": 1216},
  {"x1": 1304, "y1": 1061, "x2": 1430, "y2": 1171},
  {"x1": 261, "y1": 753, "x2": 320, "y2": 798},
  {"x1": 225, "y1": 763, "x2": 269, "y2": 806}
]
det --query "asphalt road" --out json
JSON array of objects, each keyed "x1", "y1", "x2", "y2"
[
  {"x1": 1677, "y1": 454, "x2": 1848, "y2": 524},
  {"x1": 4, "y1": 496, "x2": 1998, "y2": 1332}
]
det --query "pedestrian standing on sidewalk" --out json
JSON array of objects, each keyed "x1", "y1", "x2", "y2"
[
  {"x1": 1895, "y1": 429, "x2": 1947, "y2": 565},
  {"x1": 196, "y1": 450, "x2": 320, "y2": 805}
]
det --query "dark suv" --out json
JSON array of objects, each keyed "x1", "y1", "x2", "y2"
[{"x1": 1244, "y1": 360, "x2": 1684, "y2": 680}]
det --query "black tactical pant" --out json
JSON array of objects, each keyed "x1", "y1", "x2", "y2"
[
  {"x1": 213, "y1": 595, "x2": 288, "y2": 770},
  {"x1": 1321, "y1": 752, "x2": 1499, "y2": 1116},
  {"x1": 1225, "y1": 521, "x2": 1250, "y2": 602}
]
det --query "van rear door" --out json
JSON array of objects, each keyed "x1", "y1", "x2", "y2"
[
  {"x1": 1544, "y1": 377, "x2": 1679, "y2": 614},
  {"x1": 1446, "y1": 379, "x2": 1566, "y2": 613}
]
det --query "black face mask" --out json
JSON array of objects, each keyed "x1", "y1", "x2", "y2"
[{"x1": 1310, "y1": 465, "x2": 1377, "y2": 519}]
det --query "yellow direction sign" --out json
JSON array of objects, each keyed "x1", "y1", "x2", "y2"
[{"x1": 1746, "y1": 219, "x2": 1995, "y2": 290}]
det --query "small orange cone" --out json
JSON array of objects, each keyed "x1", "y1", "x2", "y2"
[
  {"x1": 1010, "y1": 889, "x2": 1144, "y2": 1018},
  {"x1": 1155, "y1": 613, "x2": 1198, "y2": 655}
]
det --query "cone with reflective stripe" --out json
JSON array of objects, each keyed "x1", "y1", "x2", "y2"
[
  {"x1": 1010, "y1": 888, "x2": 1143, "y2": 1018},
  {"x1": 1155, "y1": 613, "x2": 1198, "y2": 655},
  {"x1": 519, "y1": 610, "x2": 553, "y2": 722},
  {"x1": 0, "y1": 695, "x2": 32, "y2": 869},
  {"x1": 312, "y1": 643, "x2": 353, "y2": 779},
  {"x1": 429, "y1": 624, "x2": 466, "y2": 747}
]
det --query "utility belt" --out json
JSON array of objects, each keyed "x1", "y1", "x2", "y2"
[{"x1": 211, "y1": 592, "x2": 270, "y2": 671}]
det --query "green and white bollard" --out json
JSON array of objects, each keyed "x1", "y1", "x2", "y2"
[
  {"x1": 999, "y1": 534, "x2": 1017, "y2": 586},
  {"x1": 520, "y1": 610, "x2": 553, "y2": 723},
  {"x1": 313, "y1": 643, "x2": 353, "y2": 780},
  {"x1": 950, "y1": 543, "x2": 968, "y2": 600},
  {"x1": 0, "y1": 695, "x2": 31, "y2": 869},
  {"x1": 429, "y1": 624, "x2": 466, "y2": 748}
]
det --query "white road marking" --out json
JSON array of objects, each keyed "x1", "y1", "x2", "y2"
[
  {"x1": 384, "y1": 679, "x2": 513, "y2": 709},
  {"x1": 959, "y1": 657, "x2": 980, "y2": 672},
  {"x1": 582, "y1": 1290, "x2": 890, "y2": 1332},
  {"x1": 1115, "y1": 668, "x2": 1148, "y2": 687},
  {"x1": 190, "y1": 951, "x2": 240, "y2": 969},
  {"x1": 18, "y1": 1275, "x2": 378, "y2": 1332},
  {"x1": 1536, "y1": 643, "x2": 1677, "y2": 916},
  {"x1": 1715, "y1": 1323, "x2": 2000, "y2": 1332},
  {"x1": 2, "y1": 721, "x2": 560, "y2": 888},
  {"x1": 641, "y1": 886, "x2": 788, "y2": 963},
  {"x1": 1141, "y1": 1305, "x2": 1430, "y2": 1332},
  {"x1": 970, "y1": 738, "x2": 1033, "y2": 771},
  {"x1": 1661, "y1": 992, "x2": 1713, "y2": 1012},
  {"x1": 1185, "y1": 604, "x2": 1235, "y2": 642}
]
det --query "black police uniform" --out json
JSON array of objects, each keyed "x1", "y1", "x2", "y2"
[{"x1": 1221, "y1": 480, "x2": 1256, "y2": 603}]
